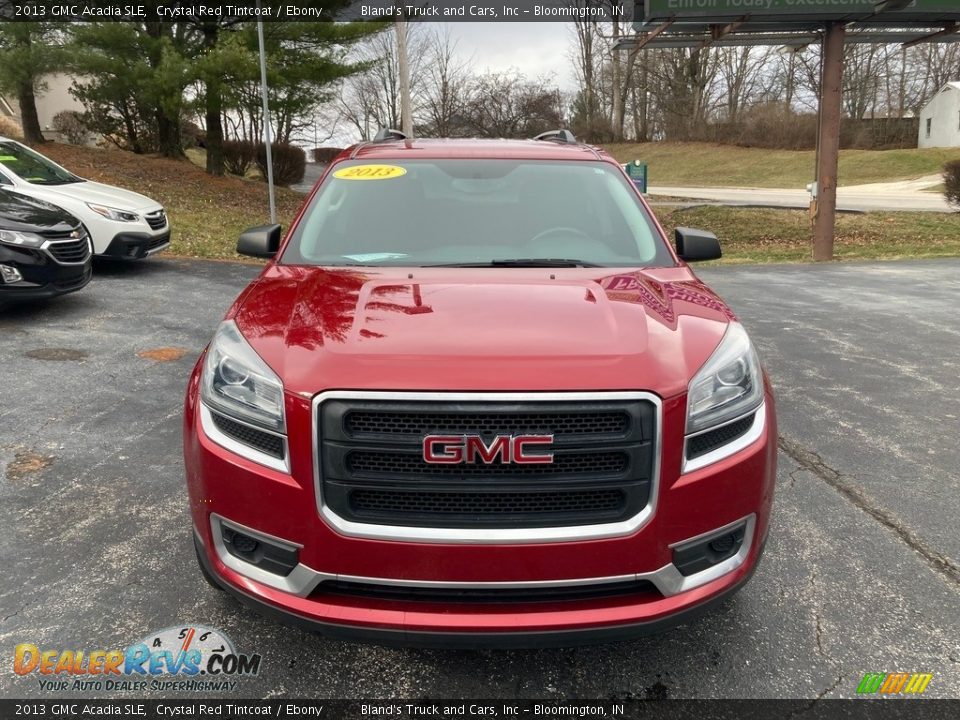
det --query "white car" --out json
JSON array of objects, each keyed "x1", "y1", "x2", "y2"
[{"x1": 0, "y1": 137, "x2": 170, "y2": 259}]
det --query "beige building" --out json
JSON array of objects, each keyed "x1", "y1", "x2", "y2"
[{"x1": 0, "y1": 73, "x2": 87, "y2": 142}]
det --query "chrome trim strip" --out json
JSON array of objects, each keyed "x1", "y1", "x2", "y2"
[
  {"x1": 211, "y1": 515, "x2": 323, "y2": 596},
  {"x1": 310, "y1": 390, "x2": 662, "y2": 544},
  {"x1": 654, "y1": 514, "x2": 756, "y2": 595},
  {"x1": 214, "y1": 513, "x2": 304, "y2": 550},
  {"x1": 145, "y1": 240, "x2": 171, "y2": 256},
  {"x1": 204, "y1": 513, "x2": 756, "y2": 599},
  {"x1": 40, "y1": 234, "x2": 93, "y2": 266},
  {"x1": 681, "y1": 402, "x2": 766, "y2": 475},
  {"x1": 668, "y1": 514, "x2": 752, "y2": 550},
  {"x1": 199, "y1": 403, "x2": 290, "y2": 474}
]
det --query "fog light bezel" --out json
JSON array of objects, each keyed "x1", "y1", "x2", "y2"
[
  {"x1": 215, "y1": 516, "x2": 300, "y2": 578},
  {"x1": 670, "y1": 519, "x2": 748, "y2": 577}
]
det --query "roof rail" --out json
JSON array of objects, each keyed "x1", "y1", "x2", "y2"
[
  {"x1": 373, "y1": 127, "x2": 409, "y2": 142},
  {"x1": 533, "y1": 129, "x2": 577, "y2": 144}
]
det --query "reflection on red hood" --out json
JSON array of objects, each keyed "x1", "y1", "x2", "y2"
[{"x1": 231, "y1": 265, "x2": 735, "y2": 399}]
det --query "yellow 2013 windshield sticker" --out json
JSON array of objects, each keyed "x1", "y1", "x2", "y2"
[{"x1": 333, "y1": 164, "x2": 407, "y2": 180}]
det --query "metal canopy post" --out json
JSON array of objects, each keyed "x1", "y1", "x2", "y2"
[
  {"x1": 626, "y1": 0, "x2": 960, "y2": 263},
  {"x1": 813, "y1": 22, "x2": 846, "y2": 262}
]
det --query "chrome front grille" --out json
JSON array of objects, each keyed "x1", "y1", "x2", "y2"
[
  {"x1": 145, "y1": 210, "x2": 167, "y2": 230},
  {"x1": 44, "y1": 231, "x2": 91, "y2": 265},
  {"x1": 317, "y1": 395, "x2": 657, "y2": 531}
]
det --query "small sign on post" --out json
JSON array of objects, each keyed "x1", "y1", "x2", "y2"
[{"x1": 624, "y1": 160, "x2": 648, "y2": 194}]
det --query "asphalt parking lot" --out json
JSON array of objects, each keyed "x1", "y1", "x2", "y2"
[{"x1": 1, "y1": 257, "x2": 958, "y2": 700}]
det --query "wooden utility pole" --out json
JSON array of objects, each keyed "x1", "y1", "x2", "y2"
[
  {"x1": 812, "y1": 22, "x2": 845, "y2": 262},
  {"x1": 395, "y1": 14, "x2": 413, "y2": 138},
  {"x1": 256, "y1": 10, "x2": 276, "y2": 225}
]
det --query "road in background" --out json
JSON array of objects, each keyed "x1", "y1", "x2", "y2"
[
  {"x1": 1, "y1": 258, "x2": 957, "y2": 699},
  {"x1": 292, "y1": 163, "x2": 326, "y2": 194},
  {"x1": 649, "y1": 175, "x2": 950, "y2": 213}
]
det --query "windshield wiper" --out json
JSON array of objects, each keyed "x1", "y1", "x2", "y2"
[{"x1": 425, "y1": 258, "x2": 605, "y2": 268}]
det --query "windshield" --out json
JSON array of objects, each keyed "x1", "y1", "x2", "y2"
[
  {"x1": 0, "y1": 141, "x2": 83, "y2": 185},
  {"x1": 280, "y1": 159, "x2": 674, "y2": 267}
]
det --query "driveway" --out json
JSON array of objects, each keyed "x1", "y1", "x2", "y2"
[
  {"x1": 649, "y1": 175, "x2": 951, "y2": 213},
  {"x1": 1, "y1": 257, "x2": 957, "y2": 700},
  {"x1": 291, "y1": 162, "x2": 327, "y2": 194}
]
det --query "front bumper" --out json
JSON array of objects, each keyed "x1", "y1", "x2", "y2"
[
  {"x1": 101, "y1": 230, "x2": 171, "y2": 259},
  {"x1": 0, "y1": 244, "x2": 92, "y2": 302},
  {"x1": 194, "y1": 528, "x2": 764, "y2": 648},
  {"x1": 184, "y1": 381, "x2": 777, "y2": 647}
]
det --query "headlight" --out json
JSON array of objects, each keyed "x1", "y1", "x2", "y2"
[
  {"x1": 0, "y1": 229, "x2": 45, "y2": 248},
  {"x1": 201, "y1": 320, "x2": 285, "y2": 433},
  {"x1": 686, "y1": 323, "x2": 764, "y2": 434},
  {"x1": 86, "y1": 203, "x2": 139, "y2": 223}
]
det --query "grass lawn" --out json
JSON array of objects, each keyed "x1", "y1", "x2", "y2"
[
  {"x1": 604, "y1": 142, "x2": 960, "y2": 190},
  {"x1": 33, "y1": 142, "x2": 960, "y2": 265},
  {"x1": 654, "y1": 205, "x2": 960, "y2": 264}
]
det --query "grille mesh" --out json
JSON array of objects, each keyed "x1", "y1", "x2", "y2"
[
  {"x1": 347, "y1": 450, "x2": 628, "y2": 477},
  {"x1": 54, "y1": 268, "x2": 91, "y2": 291},
  {"x1": 687, "y1": 414, "x2": 755, "y2": 459},
  {"x1": 46, "y1": 238, "x2": 90, "y2": 264},
  {"x1": 322, "y1": 398, "x2": 654, "y2": 529},
  {"x1": 345, "y1": 410, "x2": 630, "y2": 438},
  {"x1": 351, "y1": 488, "x2": 624, "y2": 516},
  {"x1": 145, "y1": 211, "x2": 167, "y2": 230},
  {"x1": 315, "y1": 578, "x2": 658, "y2": 604},
  {"x1": 211, "y1": 411, "x2": 284, "y2": 458},
  {"x1": 147, "y1": 233, "x2": 170, "y2": 250}
]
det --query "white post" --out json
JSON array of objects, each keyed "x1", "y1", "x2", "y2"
[
  {"x1": 395, "y1": 14, "x2": 413, "y2": 137},
  {"x1": 257, "y1": 8, "x2": 277, "y2": 225}
]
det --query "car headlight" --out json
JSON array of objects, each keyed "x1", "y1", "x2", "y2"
[
  {"x1": 201, "y1": 320, "x2": 285, "y2": 433},
  {"x1": 686, "y1": 323, "x2": 764, "y2": 434},
  {"x1": 86, "y1": 203, "x2": 139, "y2": 223},
  {"x1": 0, "y1": 229, "x2": 45, "y2": 248}
]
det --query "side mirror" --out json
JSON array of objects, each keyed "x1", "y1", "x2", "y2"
[
  {"x1": 237, "y1": 224, "x2": 282, "y2": 258},
  {"x1": 675, "y1": 227, "x2": 721, "y2": 262}
]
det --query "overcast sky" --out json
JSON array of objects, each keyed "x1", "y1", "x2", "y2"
[
  {"x1": 444, "y1": 23, "x2": 578, "y2": 91},
  {"x1": 317, "y1": 23, "x2": 579, "y2": 146}
]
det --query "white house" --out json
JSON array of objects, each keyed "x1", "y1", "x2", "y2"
[
  {"x1": 918, "y1": 82, "x2": 960, "y2": 149},
  {"x1": 0, "y1": 73, "x2": 86, "y2": 143}
]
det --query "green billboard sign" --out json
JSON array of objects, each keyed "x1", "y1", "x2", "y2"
[{"x1": 642, "y1": 0, "x2": 959, "y2": 23}]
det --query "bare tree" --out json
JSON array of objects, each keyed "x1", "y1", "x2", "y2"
[
  {"x1": 718, "y1": 47, "x2": 774, "y2": 123},
  {"x1": 463, "y1": 71, "x2": 564, "y2": 138},
  {"x1": 420, "y1": 27, "x2": 473, "y2": 137},
  {"x1": 911, "y1": 43, "x2": 960, "y2": 113},
  {"x1": 569, "y1": 14, "x2": 604, "y2": 140},
  {"x1": 843, "y1": 43, "x2": 883, "y2": 120},
  {"x1": 647, "y1": 48, "x2": 720, "y2": 140},
  {"x1": 337, "y1": 26, "x2": 426, "y2": 139},
  {"x1": 606, "y1": 20, "x2": 644, "y2": 141}
]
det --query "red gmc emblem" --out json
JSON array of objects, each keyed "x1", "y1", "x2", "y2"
[{"x1": 422, "y1": 434, "x2": 554, "y2": 465}]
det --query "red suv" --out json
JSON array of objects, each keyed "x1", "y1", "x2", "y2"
[{"x1": 183, "y1": 130, "x2": 776, "y2": 647}]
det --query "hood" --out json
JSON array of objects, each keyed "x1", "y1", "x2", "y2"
[
  {"x1": 0, "y1": 189, "x2": 81, "y2": 234},
  {"x1": 30, "y1": 180, "x2": 162, "y2": 213},
  {"x1": 232, "y1": 266, "x2": 737, "y2": 399}
]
